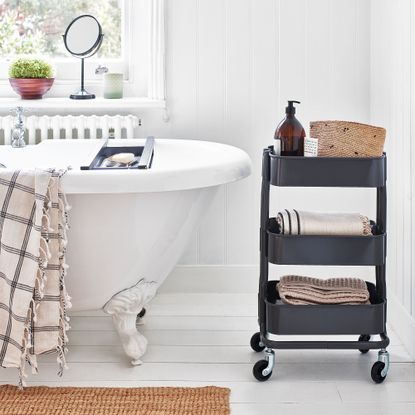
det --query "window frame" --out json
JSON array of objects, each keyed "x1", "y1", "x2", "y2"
[{"x1": 0, "y1": 0, "x2": 165, "y2": 101}]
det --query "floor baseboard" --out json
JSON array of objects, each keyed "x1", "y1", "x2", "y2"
[
  {"x1": 161, "y1": 264, "x2": 374, "y2": 294},
  {"x1": 162, "y1": 265, "x2": 415, "y2": 361},
  {"x1": 159, "y1": 265, "x2": 259, "y2": 294},
  {"x1": 388, "y1": 292, "x2": 415, "y2": 360}
]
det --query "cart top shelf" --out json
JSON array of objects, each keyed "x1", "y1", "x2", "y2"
[{"x1": 267, "y1": 147, "x2": 386, "y2": 188}]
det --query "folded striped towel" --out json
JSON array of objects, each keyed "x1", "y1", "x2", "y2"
[
  {"x1": 277, "y1": 210, "x2": 372, "y2": 236},
  {"x1": 277, "y1": 275, "x2": 370, "y2": 305}
]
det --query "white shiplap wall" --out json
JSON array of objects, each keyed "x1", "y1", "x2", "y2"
[
  {"x1": 142, "y1": 0, "x2": 372, "y2": 267},
  {"x1": 371, "y1": 0, "x2": 415, "y2": 355}
]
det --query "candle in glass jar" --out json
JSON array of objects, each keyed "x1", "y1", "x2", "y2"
[{"x1": 103, "y1": 73, "x2": 123, "y2": 99}]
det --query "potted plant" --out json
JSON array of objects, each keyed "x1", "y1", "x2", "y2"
[{"x1": 9, "y1": 58, "x2": 54, "y2": 99}]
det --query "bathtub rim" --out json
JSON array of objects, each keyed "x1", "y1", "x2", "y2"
[{"x1": 0, "y1": 138, "x2": 252, "y2": 194}]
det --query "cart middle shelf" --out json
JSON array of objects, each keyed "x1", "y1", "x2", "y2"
[{"x1": 267, "y1": 218, "x2": 386, "y2": 266}]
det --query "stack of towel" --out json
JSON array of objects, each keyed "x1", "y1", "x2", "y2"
[
  {"x1": 277, "y1": 275, "x2": 370, "y2": 305},
  {"x1": 277, "y1": 210, "x2": 372, "y2": 236}
]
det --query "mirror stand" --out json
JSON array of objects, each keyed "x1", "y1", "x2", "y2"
[
  {"x1": 63, "y1": 14, "x2": 103, "y2": 101},
  {"x1": 70, "y1": 58, "x2": 95, "y2": 100}
]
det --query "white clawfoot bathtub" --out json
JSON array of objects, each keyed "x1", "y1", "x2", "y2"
[{"x1": 1, "y1": 139, "x2": 251, "y2": 365}]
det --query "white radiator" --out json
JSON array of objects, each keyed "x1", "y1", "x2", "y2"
[{"x1": 0, "y1": 114, "x2": 139, "y2": 144}]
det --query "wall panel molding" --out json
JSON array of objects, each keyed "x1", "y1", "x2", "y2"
[
  {"x1": 159, "y1": 0, "x2": 372, "y2": 268},
  {"x1": 370, "y1": 0, "x2": 415, "y2": 355}
]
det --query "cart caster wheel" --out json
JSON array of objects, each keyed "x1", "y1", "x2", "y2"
[
  {"x1": 358, "y1": 334, "x2": 371, "y2": 354},
  {"x1": 250, "y1": 332, "x2": 265, "y2": 352},
  {"x1": 371, "y1": 349, "x2": 389, "y2": 383},
  {"x1": 371, "y1": 361, "x2": 387, "y2": 383},
  {"x1": 137, "y1": 308, "x2": 146, "y2": 319},
  {"x1": 253, "y1": 360, "x2": 272, "y2": 381}
]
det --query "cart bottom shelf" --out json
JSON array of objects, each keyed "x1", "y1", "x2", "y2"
[{"x1": 264, "y1": 280, "x2": 386, "y2": 336}]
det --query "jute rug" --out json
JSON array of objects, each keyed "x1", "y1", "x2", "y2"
[{"x1": 0, "y1": 385, "x2": 230, "y2": 415}]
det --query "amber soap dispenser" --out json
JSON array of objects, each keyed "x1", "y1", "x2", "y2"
[{"x1": 274, "y1": 100, "x2": 306, "y2": 156}]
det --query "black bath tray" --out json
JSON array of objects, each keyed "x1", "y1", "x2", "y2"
[
  {"x1": 268, "y1": 148, "x2": 386, "y2": 187},
  {"x1": 81, "y1": 136, "x2": 154, "y2": 170},
  {"x1": 267, "y1": 218, "x2": 386, "y2": 266},
  {"x1": 265, "y1": 280, "x2": 386, "y2": 335}
]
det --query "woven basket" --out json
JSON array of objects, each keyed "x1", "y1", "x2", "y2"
[{"x1": 309, "y1": 121, "x2": 386, "y2": 158}]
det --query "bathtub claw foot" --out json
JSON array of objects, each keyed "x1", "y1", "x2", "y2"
[
  {"x1": 103, "y1": 279, "x2": 157, "y2": 365},
  {"x1": 136, "y1": 308, "x2": 146, "y2": 326}
]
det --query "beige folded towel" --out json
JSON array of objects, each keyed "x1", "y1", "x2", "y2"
[
  {"x1": 277, "y1": 210, "x2": 372, "y2": 236},
  {"x1": 277, "y1": 275, "x2": 370, "y2": 305}
]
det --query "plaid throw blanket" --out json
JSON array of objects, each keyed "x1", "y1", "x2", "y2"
[{"x1": 0, "y1": 169, "x2": 70, "y2": 386}]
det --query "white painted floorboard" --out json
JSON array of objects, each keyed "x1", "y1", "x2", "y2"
[{"x1": 1, "y1": 293, "x2": 414, "y2": 414}]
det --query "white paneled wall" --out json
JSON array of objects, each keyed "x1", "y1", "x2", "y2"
[
  {"x1": 142, "y1": 0, "x2": 372, "y2": 267},
  {"x1": 371, "y1": 0, "x2": 415, "y2": 355}
]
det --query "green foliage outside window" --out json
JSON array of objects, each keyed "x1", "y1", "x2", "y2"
[{"x1": 0, "y1": 0, "x2": 122, "y2": 58}]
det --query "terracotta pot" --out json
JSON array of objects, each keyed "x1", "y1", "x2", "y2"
[{"x1": 9, "y1": 78, "x2": 54, "y2": 99}]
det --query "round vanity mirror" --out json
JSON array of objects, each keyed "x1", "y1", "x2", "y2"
[
  {"x1": 64, "y1": 15, "x2": 102, "y2": 57},
  {"x1": 63, "y1": 15, "x2": 104, "y2": 100}
]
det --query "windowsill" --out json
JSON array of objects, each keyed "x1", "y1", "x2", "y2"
[{"x1": 0, "y1": 97, "x2": 166, "y2": 113}]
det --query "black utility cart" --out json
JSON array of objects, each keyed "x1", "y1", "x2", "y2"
[{"x1": 250, "y1": 147, "x2": 390, "y2": 383}]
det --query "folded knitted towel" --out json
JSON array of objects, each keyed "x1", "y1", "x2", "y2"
[
  {"x1": 277, "y1": 210, "x2": 372, "y2": 236},
  {"x1": 277, "y1": 275, "x2": 370, "y2": 305}
]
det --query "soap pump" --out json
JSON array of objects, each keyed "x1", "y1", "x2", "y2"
[{"x1": 274, "y1": 100, "x2": 306, "y2": 156}]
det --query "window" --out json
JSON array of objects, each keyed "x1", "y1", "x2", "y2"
[
  {"x1": 0, "y1": 0, "x2": 166, "y2": 100},
  {"x1": 0, "y1": 0, "x2": 122, "y2": 59}
]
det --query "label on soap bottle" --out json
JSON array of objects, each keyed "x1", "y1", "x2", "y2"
[
  {"x1": 274, "y1": 139, "x2": 281, "y2": 156},
  {"x1": 304, "y1": 137, "x2": 318, "y2": 157}
]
